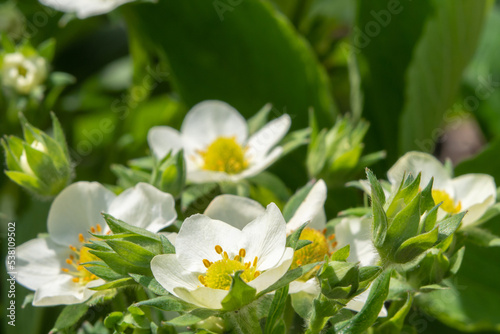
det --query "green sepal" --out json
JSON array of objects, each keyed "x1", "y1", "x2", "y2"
[
  {"x1": 436, "y1": 212, "x2": 466, "y2": 244},
  {"x1": 84, "y1": 263, "x2": 126, "y2": 282},
  {"x1": 248, "y1": 103, "x2": 272, "y2": 134},
  {"x1": 332, "y1": 269, "x2": 391, "y2": 334},
  {"x1": 111, "y1": 164, "x2": 150, "y2": 189},
  {"x1": 419, "y1": 178, "x2": 435, "y2": 215},
  {"x1": 160, "y1": 234, "x2": 176, "y2": 254},
  {"x1": 285, "y1": 222, "x2": 308, "y2": 250},
  {"x1": 461, "y1": 227, "x2": 500, "y2": 247},
  {"x1": 51, "y1": 303, "x2": 89, "y2": 332},
  {"x1": 106, "y1": 239, "x2": 156, "y2": 267},
  {"x1": 283, "y1": 183, "x2": 314, "y2": 221},
  {"x1": 221, "y1": 271, "x2": 257, "y2": 311},
  {"x1": 89, "y1": 277, "x2": 135, "y2": 291},
  {"x1": 102, "y1": 213, "x2": 161, "y2": 241},
  {"x1": 318, "y1": 261, "x2": 359, "y2": 300},
  {"x1": 89, "y1": 249, "x2": 152, "y2": 276},
  {"x1": 383, "y1": 192, "x2": 421, "y2": 258},
  {"x1": 129, "y1": 273, "x2": 169, "y2": 296},
  {"x1": 264, "y1": 285, "x2": 289, "y2": 334},
  {"x1": 394, "y1": 226, "x2": 439, "y2": 263},
  {"x1": 257, "y1": 262, "x2": 320, "y2": 297},
  {"x1": 330, "y1": 245, "x2": 350, "y2": 262},
  {"x1": 366, "y1": 169, "x2": 388, "y2": 247}
]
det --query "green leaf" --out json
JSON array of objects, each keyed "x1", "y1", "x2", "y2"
[
  {"x1": 399, "y1": 0, "x2": 489, "y2": 153},
  {"x1": 129, "y1": 273, "x2": 169, "y2": 296},
  {"x1": 291, "y1": 291, "x2": 315, "y2": 319},
  {"x1": 52, "y1": 303, "x2": 89, "y2": 331},
  {"x1": 136, "y1": 295, "x2": 196, "y2": 312},
  {"x1": 124, "y1": 0, "x2": 336, "y2": 132},
  {"x1": 111, "y1": 164, "x2": 150, "y2": 189},
  {"x1": 248, "y1": 103, "x2": 272, "y2": 134},
  {"x1": 167, "y1": 309, "x2": 218, "y2": 326},
  {"x1": 37, "y1": 38, "x2": 56, "y2": 61},
  {"x1": 221, "y1": 271, "x2": 257, "y2": 311},
  {"x1": 333, "y1": 270, "x2": 391, "y2": 334},
  {"x1": 264, "y1": 285, "x2": 289, "y2": 334},
  {"x1": 462, "y1": 227, "x2": 500, "y2": 247},
  {"x1": 377, "y1": 293, "x2": 413, "y2": 334},
  {"x1": 416, "y1": 241, "x2": 500, "y2": 332}
]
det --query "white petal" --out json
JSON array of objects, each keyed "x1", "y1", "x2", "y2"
[
  {"x1": 345, "y1": 288, "x2": 387, "y2": 317},
  {"x1": 174, "y1": 286, "x2": 229, "y2": 310},
  {"x1": 387, "y1": 151, "x2": 451, "y2": 191},
  {"x1": 175, "y1": 214, "x2": 244, "y2": 272},
  {"x1": 451, "y1": 174, "x2": 496, "y2": 210},
  {"x1": 147, "y1": 126, "x2": 183, "y2": 160},
  {"x1": 242, "y1": 203, "x2": 287, "y2": 271},
  {"x1": 107, "y1": 183, "x2": 176, "y2": 232},
  {"x1": 239, "y1": 146, "x2": 283, "y2": 179},
  {"x1": 461, "y1": 196, "x2": 496, "y2": 227},
  {"x1": 15, "y1": 237, "x2": 68, "y2": 291},
  {"x1": 204, "y1": 195, "x2": 265, "y2": 230},
  {"x1": 247, "y1": 247, "x2": 294, "y2": 293},
  {"x1": 287, "y1": 180, "x2": 327, "y2": 233},
  {"x1": 32, "y1": 275, "x2": 99, "y2": 306},
  {"x1": 39, "y1": 0, "x2": 134, "y2": 19},
  {"x1": 187, "y1": 169, "x2": 235, "y2": 184},
  {"x1": 151, "y1": 254, "x2": 200, "y2": 295},
  {"x1": 246, "y1": 114, "x2": 291, "y2": 161},
  {"x1": 334, "y1": 217, "x2": 379, "y2": 267},
  {"x1": 288, "y1": 278, "x2": 320, "y2": 295},
  {"x1": 181, "y1": 100, "x2": 248, "y2": 154},
  {"x1": 48, "y1": 182, "x2": 115, "y2": 247}
]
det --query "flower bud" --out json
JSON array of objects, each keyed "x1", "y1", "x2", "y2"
[{"x1": 2, "y1": 113, "x2": 72, "y2": 197}]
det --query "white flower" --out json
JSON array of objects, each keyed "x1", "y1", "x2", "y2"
[
  {"x1": 148, "y1": 100, "x2": 291, "y2": 184},
  {"x1": 39, "y1": 0, "x2": 135, "y2": 19},
  {"x1": 1, "y1": 52, "x2": 47, "y2": 94},
  {"x1": 151, "y1": 203, "x2": 294, "y2": 310},
  {"x1": 388, "y1": 151, "x2": 496, "y2": 227},
  {"x1": 203, "y1": 182, "x2": 386, "y2": 316},
  {"x1": 15, "y1": 182, "x2": 176, "y2": 306}
]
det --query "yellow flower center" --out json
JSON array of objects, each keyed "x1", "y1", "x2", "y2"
[
  {"x1": 199, "y1": 246, "x2": 260, "y2": 290},
  {"x1": 291, "y1": 228, "x2": 332, "y2": 281},
  {"x1": 199, "y1": 137, "x2": 248, "y2": 174},
  {"x1": 432, "y1": 189, "x2": 462, "y2": 214},
  {"x1": 62, "y1": 224, "x2": 103, "y2": 285},
  {"x1": 17, "y1": 65, "x2": 28, "y2": 77}
]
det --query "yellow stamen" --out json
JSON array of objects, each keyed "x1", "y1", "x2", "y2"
[
  {"x1": 291, "y1": 228, "x2": 330, "y2": 281},
  {"x1": 215, "y1": 245, "x2": 223, "y2": 254},
  {"x1": 96, "y1": 224, "x2": 102, "y2": 232},
  {"x1": 199, "y1": 137, "x2": 249, "y2": 174},
  {"x1": 203, "y1": 259, "x2": 212, "y2": 268},
  {"x1": 90, "y1": 226, "x2": 96, "y2": 233},
  {"x1": 78, "y1": 233, "x2": 85, "y2": 243},
  {"x1": 239, "y1": 248, "x2": 246, "y2": 257},
  {"x1": 432, "y1": 189, "x2": 462, "y2": 214}
]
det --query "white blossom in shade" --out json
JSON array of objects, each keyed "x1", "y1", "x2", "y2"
[
  {"x1": 1, "y1": 52, "x2": 46, "y2": 94},
  {"x1": 151, "y1": 203, "x2": 294, "y2": 310},
  {"x1": 387, "y1": 151, "x2": 496, "y2": 227},
  {"x1": 14, "y1": 182, "x2": 176, "y2": 306},
  {"x1": 147, "y1": 100, "x2": 291, "y2": 184},
  {"x1": 38, "y1": 0, "x2": 135, "y2": 19}
]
